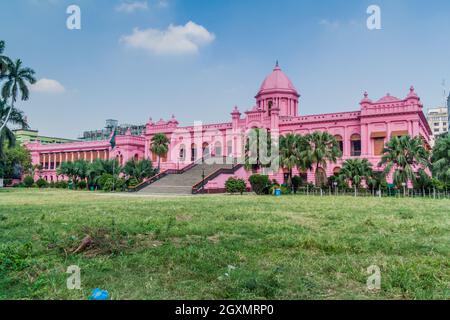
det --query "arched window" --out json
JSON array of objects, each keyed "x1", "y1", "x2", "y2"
[
  {"x1": 179, "y1": 144, "x2": 186, "y2": 161},
  {"x1": 334, "y1": 135, "x2": 344, "y2": 154},
  {"x1": 333, "y1": 167, "x2": 341, "y2": 176},
  {"x1": 191, "y1": 143, "x2": 197, "y2": 162},
  {"x1": 202, "y1": 142, "x2": 210, "y2": 158},
  {"x1": 268, "y1": 100, "x2": 273, "y2": 116},
  {"x1": 214, "y1": 142, "x2": 222, "y2": 157},
  {"x1": 227, "y1": 140, "x2": 233, "y2": 157},
  {"x1": 350, "y1": 134, "x2": 361, "y2": 157}
]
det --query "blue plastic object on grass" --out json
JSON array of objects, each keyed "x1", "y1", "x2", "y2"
[
  {"x1": 89, "y1": 288, "x2": 109, "y2": 300},
  {"x1": 275, "y1": 189, "x2": 282, "y2": 196}
]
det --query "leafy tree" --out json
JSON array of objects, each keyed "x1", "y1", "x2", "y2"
[
  {"x1": 378, "y1": 135, "x2": 430, "y2": 187},
  {"x1": 431, "y1": 133, "x2": 450, "y2": 186},
  {"x1": 304, "y1": 132, "x2": 342, "y2": 186},
  {"x1": 151, "y1": 133, "x2": 169, "y2": 171},
  {"x1": 0, "y1": 100, "x2": 28, "y2": 161},
  {"x1": 0, "y1": 144, "x2": 32, "y2": 180},
  {"x1": 338, "y1": 158, "x2": 373, "y2": 188},
  {"x1": 0, "y1": 58, "x2": 36, "y2": 132},
  {"x1": 122, "y1": 159, "x2": 155, "y2": 183}
]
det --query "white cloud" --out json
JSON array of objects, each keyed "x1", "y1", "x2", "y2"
[
  {"x1": 157, "y1": 0, "x2": 169, "y2": 8},
  {"x1": 120, "y1": 21, "x2": 215, "y2": 55},
  {"x1": 31, "y1": 79, "x2": 66, "y2": 94},
  {"x1": 116, "y1": 1, "x2": 148, "y2": 13},
  {"x1": 319, "y1": 19, "x2": 340, "y2": 30}
]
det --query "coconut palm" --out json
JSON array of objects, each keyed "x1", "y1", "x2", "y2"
[
  {"x1": 279, "y1": 133, "x2": 311, "y2": 188},
  {"x1": 378, "y1": 135, "x2": 430, "y2": 187},
  {"x1": 122, "y1": 159, "x2": 156, "y2": 183},
  {"x1": 431, "y1": 133, "x2": 450, "y2": 185},
  {"x1": 0, "y1": 40, "x2": 11, "y2": 76},
  {"x1": 338, "y1": 158, "x2": 373, "y2": 188},
  {"x1": 150, "y1": 133, "x2": 170, "y2": 171},
  {"x1": 57, "y1": 162, "x2": 77, "y2": 183},
  {"x1": 304, "y1": 132, "x2": 342, "y2": 186},
  {"x1": 244, "y1": 128, "x2": 273, "y2": 172},
  {"x1": 0, "y1": 59, "x2": 36, "y2": 132},
  {"x1": 74, "y1": 159, "x2": 90, "y2": 183},
  {"x1": 0, "y1": 100, "x2": 28, "y2": 160}
]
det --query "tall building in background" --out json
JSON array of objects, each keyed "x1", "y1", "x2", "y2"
[
  {"x1": 447, "y1": 94, "x2": 450, "y2": 131},
  {"x1": 13, "y1": 129, "x2": 77, "y2": 145},
  {"x1": 79, "y1": 119, "x2": 146, "y2": 141},
  {"x1": 426, "y1": 107, "x2": 448, "y2": 144}
]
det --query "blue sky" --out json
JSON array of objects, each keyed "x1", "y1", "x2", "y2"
[{"x1": 1, "y1": 0, "x2": 450, "y2": 138}]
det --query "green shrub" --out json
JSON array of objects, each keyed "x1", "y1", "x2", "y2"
[
  {"x1": 127, "y1": 177, "x2": 140, "y2": 188},
  {"x1": 98, "y1": 173, "x2": 113, "y2": 190},
  {"x1": 77, "y1": 180, "x2": 87, "y2": 190},
  {"x1": 23, "y1": 176, "x2": 34, "y2": 188},
  {"x1": 102, "y1": 177, "x2": 126, "y2": 192},
  {"x1": 249, "y1": 174, "x2": 270, "y2": 195},
  {"x1": 225, "y1": 177, "x2": 246, "y2": 195},
  {"x1": 57, "y1": 181, "x2": 69, "y2": 189},
  {"x1": 36, "y1": 178, "x2": 48, "y2": 189}
]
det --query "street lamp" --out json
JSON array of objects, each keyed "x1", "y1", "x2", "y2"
[
  {"x1": 402, "y1": 182, "x2": 406, "y2": 197},
  {"x1": 201, "y1": 166, "x2": 206, "y2": 193},
  {"x1": 333, "y1": 182, "x2": 338, "y2": 196}
]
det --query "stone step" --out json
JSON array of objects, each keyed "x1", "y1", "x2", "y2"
[{"x1": 138, "y1": 160, "x2": 234, "y2": 194}]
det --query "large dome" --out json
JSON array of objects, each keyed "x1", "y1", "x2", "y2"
[{"x1": 257, "y1": 62, "x2": 299, "y2": 97}]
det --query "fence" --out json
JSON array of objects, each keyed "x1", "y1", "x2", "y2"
[{"x1": 294, "y1": 186, "x2": 450, "y2": 200}]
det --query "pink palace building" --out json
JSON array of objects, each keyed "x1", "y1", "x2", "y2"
[{"x1": 26, "y1": 63, "x2": 432, "y2": 191}]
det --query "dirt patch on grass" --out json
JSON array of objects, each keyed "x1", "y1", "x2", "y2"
[
  {"x1": 176, "y1": 215, "x2": 192, "y2": 222},
  {"x1": 207, "y1": 234, "x2": 221, "y2": 244},
  {"x1": 69, "y1": 227, "x2": 130, "y2": 257}
]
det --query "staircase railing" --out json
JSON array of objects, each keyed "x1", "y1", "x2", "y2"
[
  {"x1": 192, "y1": 162, "x2": 243, "y2": 195},
  {"x1": 128, "y1": 156, "x2": 207, "y2": 192}
]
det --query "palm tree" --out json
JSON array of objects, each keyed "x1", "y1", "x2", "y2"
[
  {"x1": 338, "y1": 158, "x2": 373, "y2": 188},
  {"x1": 74, "y1": 160, "x2": 89, "y2": 184},
  {"x1": 0, "y1": 59, "x2": 36, "y2": 132},
  {"x1": 0, "y1": 100, "x2": 28, "y2": 160},
  {"x1": 378, "y1": 135, "x2": 430, "y2": 187},
  {"x1": 57, "y1": 162, "x2": 76, "y2": 184},
  {"x1": 0, "y1": 40, "x2": 11, "y2": 76},
  {"x1": 304, "y1": 132, "x2": 342, "y2": 186},
  {"x1": 431, "y1": 133, "x2": 450, "y2": 186},
  {"x1": 151, "y1": 133, "x2": 170, "y2": 171},
  {"x1": 122, "y1": 159, "x2": 155, "y2": 183},
  {"x1": 244, "y1": 128, "x2": 273, "y2": 172},
  {"x1": 279, "y1": 134, "x2": 312, "y2": 188}
]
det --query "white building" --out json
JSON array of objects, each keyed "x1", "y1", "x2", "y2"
[{"x1": 427, "y1": 107, "x2": 448, "y2": 144}]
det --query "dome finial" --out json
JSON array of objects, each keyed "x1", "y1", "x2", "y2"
[{"x1": 274, "y1": 60, "x2": 280, "y2": 70}]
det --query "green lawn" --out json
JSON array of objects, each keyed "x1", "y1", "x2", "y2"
[{"x1": 0, "y1": 189, "x2": 448, "y2": 300}]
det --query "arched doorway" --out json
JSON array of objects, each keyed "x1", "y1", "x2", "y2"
[
  {"x1": 214, "y1": 141, "x2": 222, "y2": 157},
  {"x1": 202, "y1": 142, "x2": 210, "y2": 158}
]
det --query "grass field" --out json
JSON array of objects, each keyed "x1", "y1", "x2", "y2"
[{"x1": 0, "y1": 189, "x2": 448, "y2": 300}]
